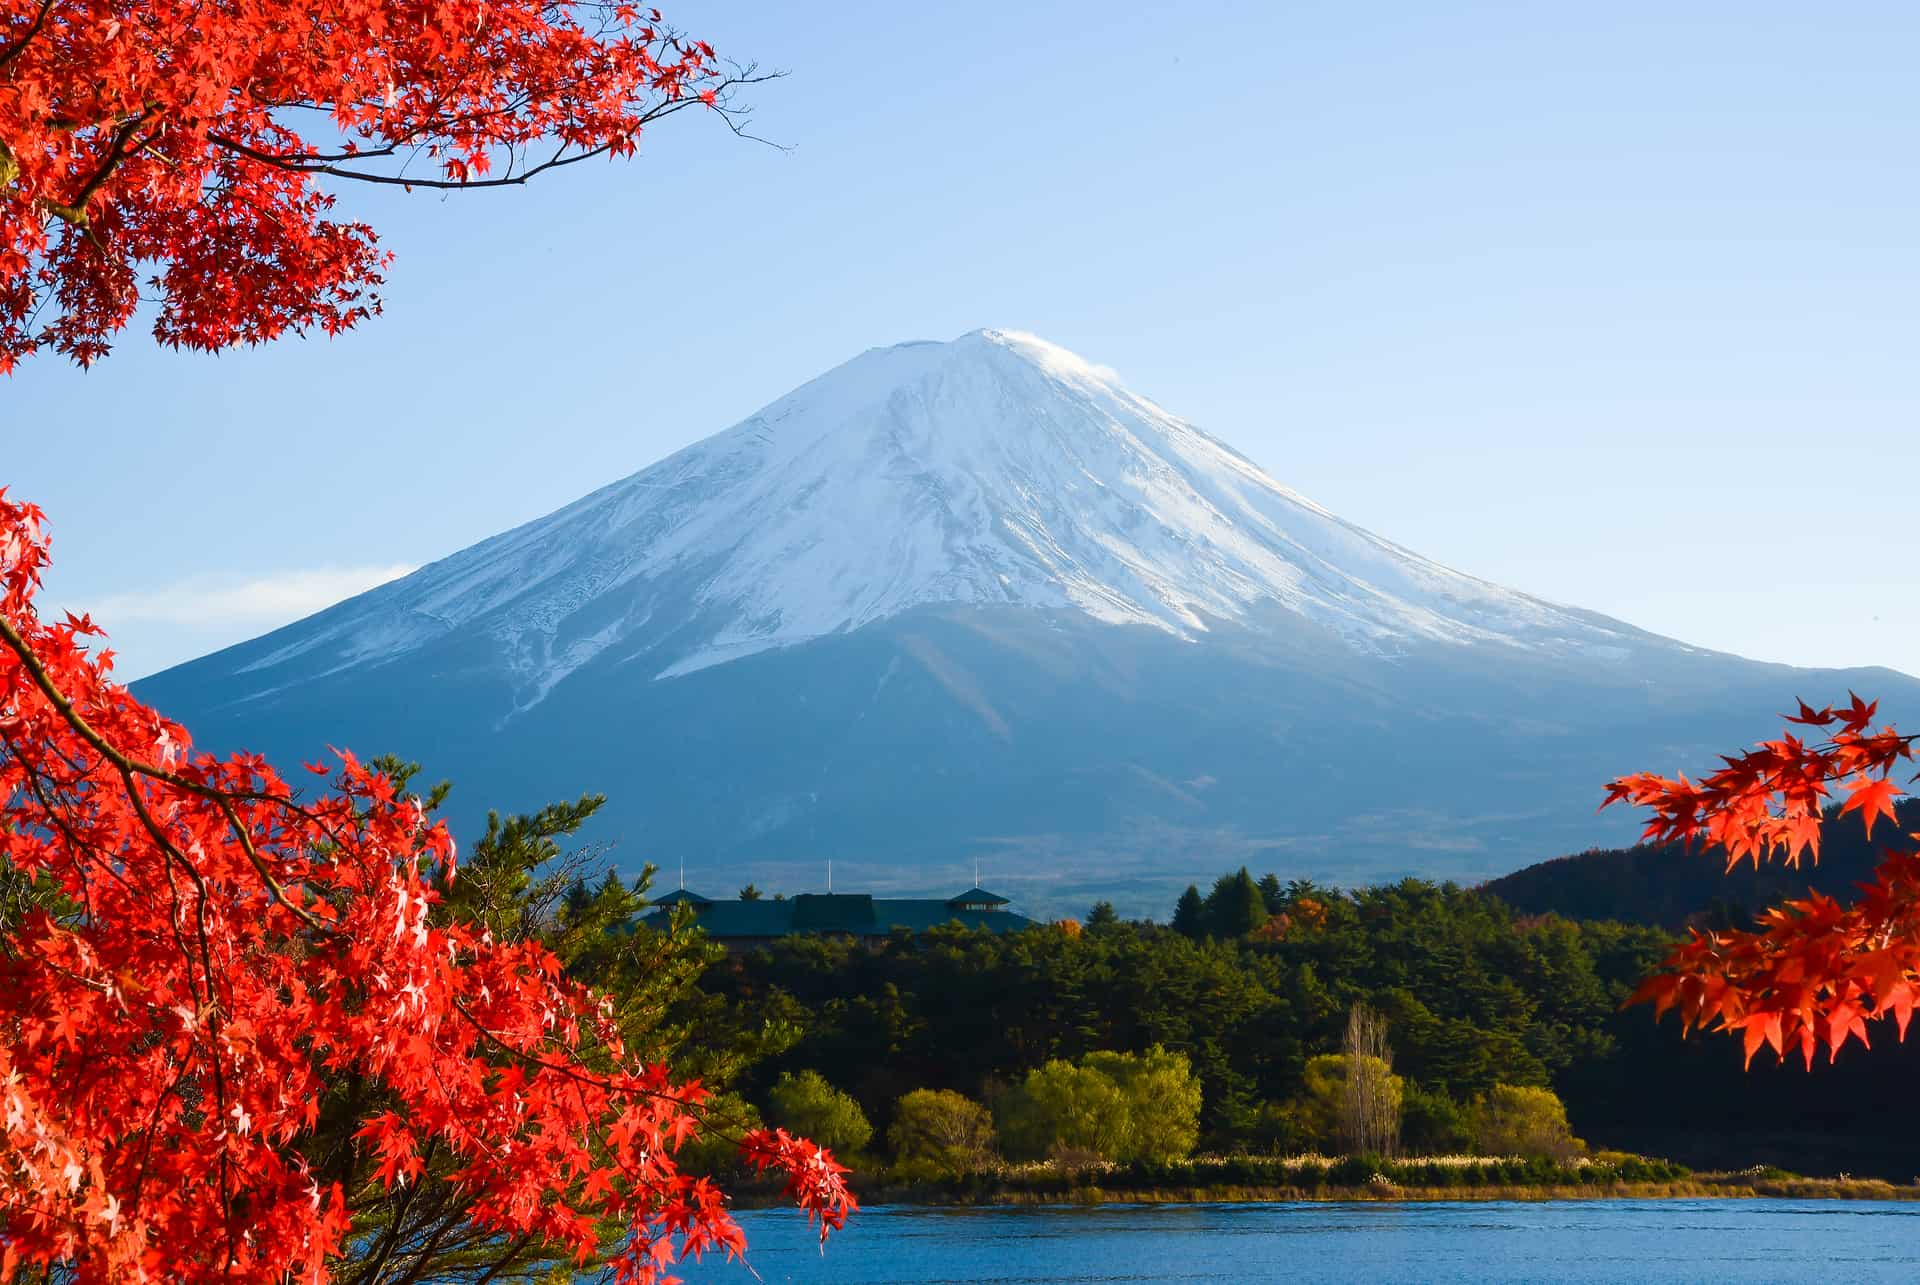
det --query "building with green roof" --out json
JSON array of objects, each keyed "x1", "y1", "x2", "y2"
[{"x1": 642, "y1": 886, "x2": 1034, "y2": 951}]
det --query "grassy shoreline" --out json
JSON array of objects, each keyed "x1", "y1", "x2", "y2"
[
  {"x1": 729, "y1": 1158, "x2": 1920, "y2": 1209},
  {"x1": 838, "y1": 1176, "x2": 1920, "y2": 1207}
]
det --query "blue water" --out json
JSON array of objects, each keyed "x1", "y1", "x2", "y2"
[{"x1": 678, "y1": 1200, "x2": 1920, "y2": 1282}]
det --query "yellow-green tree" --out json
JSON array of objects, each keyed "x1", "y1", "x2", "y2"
[
  {"x1": 888, "y1": 1089, "x2": 997, "y2": 1179},
  {"x1": 1289, "y1": 1052, "x2": 1404, "y2": 1156},
  {"x1": 996, "y1": 1047, "x2": 1201, "y2": 1164},
  {"x1": 766, "y1": 1070, "x2": 873, "y2": 1156},
  {"x1": 1084, "y1": 1046, "x2": 1202, "y2": 1163},
  {"x1": 1470, "y1": 1084, "x2": 1583, "y2": 1161},
  {"x1": 995, "y1": 1060, "x2": 1130, "y2": 1162}
]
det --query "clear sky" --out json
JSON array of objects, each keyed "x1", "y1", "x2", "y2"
[{"x1": 7, "y1": 1, "x2": 1917, "y2": 681}]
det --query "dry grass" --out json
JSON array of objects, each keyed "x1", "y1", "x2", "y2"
[
  {"x1": 935, "y1": 1177, "x2": 1920, "y2": 1207},
  {"x1": 731, "y1": 1153, "x2": 1920, "y2": 1209}
]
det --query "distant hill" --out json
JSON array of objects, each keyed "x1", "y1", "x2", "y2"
[
  {"x1": 1482, "y1": 799, "x2": 1920, "y2": 930},
  {"x1": 1501, "y1": 800, "x2": 1920, "y2": 1180}
]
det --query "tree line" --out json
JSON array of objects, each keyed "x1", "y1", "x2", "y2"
[
  {"x1": 662, "y1": 874, "x2": 1659, "y2": 1170},
  {"x1": 663, "y1": 865, "x2": 1920, "y2": 1181}
]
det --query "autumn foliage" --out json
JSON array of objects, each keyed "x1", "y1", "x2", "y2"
[
  {"x1": 1606, "y1": 694, "x2": 1918, "y2": 1069},
  {"x1": 0, "y1": 491, "x2": 851, "y2": 1280},
  {"x1": 0, "y1": 1, "x2": 750, "y2": 370}
]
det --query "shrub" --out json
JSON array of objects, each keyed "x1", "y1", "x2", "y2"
[
  {"x1": 1046, "y1": 1143, "x2": 1106, "y2": 1175},
  {"x1": 995, "y1": 1060, "x2": 1130, "y2": 1162},
  {"x1": 997, "y1": 1047, "x2": 1202, "y2": 1164},
  {"x1": 888, "y1": 1089, "x2": 997, "y2": 1179},
  {"x1": 1248, "y1": 1101, "x2": 1310, "y2": 1154},
  {"x1": 1329, "y1": 1155, "x2": 1376, "y2": 1186},
  {"x1": 766, "y1": 1070, "x2": 873, "y2": 1157},
  {"x1": 1212, "y1": 1156, "x2": 1256, "y2": 1185},
  {"x1": 1469, "y1": 1084, "x2": 1583, "y2": 1162},
  {"x1": 1401, "y1": 1084, "x2": 1473, "y2": 1156}
]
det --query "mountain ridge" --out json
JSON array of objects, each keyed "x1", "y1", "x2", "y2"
[
  {"x1": 134, "y1": 331, "x2": 1920, "y2": 914},
  {"x1": 200, "y1": 328, "x2": 1690, "y2": 711}
]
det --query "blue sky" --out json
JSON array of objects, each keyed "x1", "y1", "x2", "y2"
[{"x1": 7, "y1": 1, "x2": 1917, "y2": 681}]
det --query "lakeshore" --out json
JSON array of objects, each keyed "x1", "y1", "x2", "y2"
[
  {"x1": 843, "y1": 1176, "x2": 1920, "y2": 1206},
  {"x1": 730, "y1": 1154, "x2": 1920, "y2": 1209}
]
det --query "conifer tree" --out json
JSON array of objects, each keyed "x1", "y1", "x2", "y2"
[
  {"x1": 1171, "y1": 885, "x2": 1207, "y2": 939},
  {"x1": 1205, "y1": 867, "x2": 1269, "y2": 938}
]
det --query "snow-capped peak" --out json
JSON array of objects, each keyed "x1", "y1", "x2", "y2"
[{"x1": 237, "y1": 329, "x2": 1640, "y2": 705}]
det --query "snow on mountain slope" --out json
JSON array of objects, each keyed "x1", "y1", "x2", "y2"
[{"x1": 235, "y1": 329, "x2": 1655, "y2": 706}]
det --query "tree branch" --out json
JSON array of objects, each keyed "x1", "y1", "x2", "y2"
[
  {"x1": 0, "y1": 0, "x2": 56, "y2": 73},
  {"x1": 0, "y1": 611, "x2": 336, "y2": 934}
]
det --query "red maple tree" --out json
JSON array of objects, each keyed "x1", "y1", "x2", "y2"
[
  {"x1": 0, "y1": 1, "x2": 760, "y2": 370},
  {"x1": 0, "y1": 489, "x2": 853, "y2": 1280},
  {"x1": 1606, "y1": 695, "x2": 1919, "y2": 1069}
]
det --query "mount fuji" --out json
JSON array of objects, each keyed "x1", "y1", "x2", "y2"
[{"x1": 135, "y1": 330, "x2": 1919, "y2": 916}]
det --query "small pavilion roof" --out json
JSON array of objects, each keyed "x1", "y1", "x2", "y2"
[{"x1": 947, "y1": 887, "x2": 1010, "y2": 907}]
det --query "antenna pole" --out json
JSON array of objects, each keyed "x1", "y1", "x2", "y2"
[
  {"x1": 827, "y1": 858, "x2": 832, "y2": 893},
  {"x1": 679, "y1": 857, "x2": 684, "y2": 892}
]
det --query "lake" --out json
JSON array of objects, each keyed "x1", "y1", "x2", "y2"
[{"x1": 679, "y1": 1200, "x2": 1920, "y2": 1282}]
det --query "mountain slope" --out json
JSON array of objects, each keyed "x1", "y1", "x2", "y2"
[
  {"x1": 134, "y1": 330, "x2": 1920, "y2": 916},
  {"x1": 207, "y1": 330, "x2": 1674, "y2": 705}
]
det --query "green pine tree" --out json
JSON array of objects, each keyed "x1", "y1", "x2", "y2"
[
  {"x1": 1204, "y1": 867, "x2": 1269, "y2": 938},
  {"x1": 1170, "y1": 885, "x2": 1207, "y2": 939}
]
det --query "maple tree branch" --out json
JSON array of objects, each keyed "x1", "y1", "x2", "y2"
[
  {"x1": 0, "y1": 0, "x2": 56, "y2": 73},
  {"x1": 6, "y1": 745, "x2": 133, "y2": 909},
  {"x1": 25, "y1": 714, "x2": 226, "y2": 1027},
  {"x1": 204, "y1": 66, "x2": 781, "y2": 189},
  {"x1": 446, "y1": 993, "x2": 718, "y2": 1122},
  {"x1": 207, "y1": 131, "x2": 621, "y2": 189},
  {"x1": 360, "y1": 1137, "x2": 437, "y2": 1282},
  {"x1": 0, "y1": 611, "x2": 338, "y2": 935},
  {"x1": 53, "y1": 112, "x2": 159, "y2": 225},
  {"x1": 125, "y1": 1058, "x2": 199, "y2": 1220},
  {"x1": 244, "y1": 89, "x2": 564, "y2": 165}
]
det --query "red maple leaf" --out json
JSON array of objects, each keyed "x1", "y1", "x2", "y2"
[{"x1": 1840, "y1": 775, "x2": 1902, "y2": 841}]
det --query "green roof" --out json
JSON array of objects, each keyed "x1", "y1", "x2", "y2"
[
  {"x1": 948, "y1": 887, "x2": 1010, "y2": 906},
  {"x1": 642, "y1": 889, "x2": 1034, "y2": 940}
]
